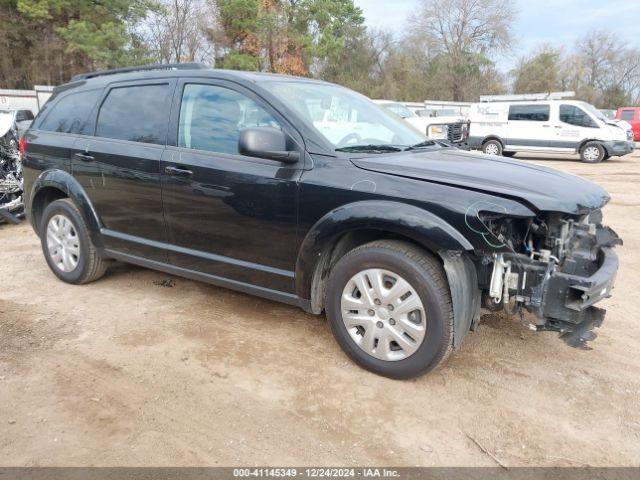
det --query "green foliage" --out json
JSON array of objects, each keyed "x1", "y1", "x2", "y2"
[
  {"x1": 3, "y1": 0, "x2": 158, "y2": 88},
  {"x1": 211, "y1": 0, "x2": 364, "y2": 75},
  {"x1": 512, "y1": 47, "x2": 563, "y2": 94},
  {"x1": 221, "y1": 52, "x2": 261, "y2": 71}
]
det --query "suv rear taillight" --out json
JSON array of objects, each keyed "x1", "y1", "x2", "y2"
[{"x1": 19, "y1": 137, "x2": 27, "y2": 161}]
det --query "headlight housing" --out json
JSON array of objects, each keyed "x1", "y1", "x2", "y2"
[{"x1": 427, "y1": 124, "x2": 447, "y2": 139}]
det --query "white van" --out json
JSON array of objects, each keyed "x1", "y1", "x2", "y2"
[{"x1": 468, "y1": 98, "x2": 634, "y2": 163}]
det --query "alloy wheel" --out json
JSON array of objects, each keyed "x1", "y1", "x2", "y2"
[
  {"x1": 340, "y1": 268, "x2": 426, "y2": 361},
  {"x1": 484, "y1": 143, "x2": 500, "y2": 155},
  {"x1": 583, "y1": 146, "x2": 601, "y2": 162}
]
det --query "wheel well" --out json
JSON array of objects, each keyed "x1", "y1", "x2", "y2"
[
  {"x1": 31, "y1": 187, "x2": 68, "y2": 232},
  {"x1": 482, "y1": 136, "x2": 504, "y2": 147},
  {"x1": 308, "y1": 229, "x2": 440, "y2": 314},
  {"x1": 578, "y1": 139, "x2": 603, "y2": 153}
]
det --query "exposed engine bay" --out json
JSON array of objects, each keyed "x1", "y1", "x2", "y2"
[
  {"x1": 475, "y1": 208, "x2": 622, "y2": 348},
  {"x1": 0, "y1": 132, "x2": 24, "y2": 224}
]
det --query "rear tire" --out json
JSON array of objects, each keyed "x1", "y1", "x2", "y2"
[
  {"x1": 325, "y1": 240, "x2": 454, "y2": 379},
  {"x1": 40, "y1": 198, "x2": 107, "y2": 284},
  {"x1": 482, "y1": 139, "x2": 503, "y2": 156},
  {"x1": 580, "y1": 142, "x2": 605, "y2": 163}
]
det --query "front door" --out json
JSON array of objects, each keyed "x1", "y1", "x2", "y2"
[
  {"x1": 161, "y1": 80, "x2": 303, "y2": 294},
  {"x1": 73, "y1": 80, "x2": 175, "y2": 261},
  {"x1": 555, "y1": 103, "x2": 600, "y2": 150}
]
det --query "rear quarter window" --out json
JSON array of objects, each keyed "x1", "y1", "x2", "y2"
[
  {"x1": 36, "y1": 89, "x2": 102, "y2": 134},
  {"x1": 95, "y1": 84, "x2": 171, "y2": 145}
]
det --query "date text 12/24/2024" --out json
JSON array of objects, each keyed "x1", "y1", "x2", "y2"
[{"x1": 233, "y1": 468, "x2": 400, "y2": 478}]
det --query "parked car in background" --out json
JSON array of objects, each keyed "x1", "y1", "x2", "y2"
[
  {"x1": 599, "y1": 109, "x2": 616, "y2": 120},
  {"x1": 374, "y1": 100, "x2": 469, "y2": 147},
  {"x1": 616, "y1": 107, "x2": 640, "y2": 141},
  {"x1": 0, "y1": 108, "x2": 35, "y2": 143},
  {"x1": 469, "y1": 98, "x2": 634, "y2": 163},
  {"x1": 22, "y1": 64, "x2": 621, "y2": 379},
  {"x1": 0, "y1": 110, "x2": 27, "y2": 223}
]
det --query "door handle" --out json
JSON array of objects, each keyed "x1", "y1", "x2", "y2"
[
  {"x1": 542, "y1": 125, "x2": 550, "y2": 128},
  {"x1": 554, "y1": 126, "x2": 563, "y2": 129},
  {"x1": 75, "y1": 152, "x2": 95, "y2": 162},
  {"x1": 165, "y1": 166, "x2": 193, "y2": 178}
]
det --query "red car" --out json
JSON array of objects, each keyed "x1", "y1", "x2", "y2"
[{"x1": 616, "y1": 107, "x2": 640, "y2": 141}]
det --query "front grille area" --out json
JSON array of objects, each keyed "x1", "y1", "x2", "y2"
[{"x1": 447, "y1": 122, "x2": 466, "y2": 143}]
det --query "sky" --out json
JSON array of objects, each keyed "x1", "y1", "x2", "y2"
[{"x1": 354, "y1": 0, "x2": 640, "y2": 72}]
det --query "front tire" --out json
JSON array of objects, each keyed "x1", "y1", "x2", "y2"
[
  {"x1": 40, "y1": 199, "x2": 107, "y2": 284},
  {"x1": 482, "y1": 139, "x2": 503, "y2": 156},
  {"x1": 580, "y1": 142, "x2": 605, "y2": 163},
  {"x1": 325, "y1": 240, "x2": 454, "y2": 379}
]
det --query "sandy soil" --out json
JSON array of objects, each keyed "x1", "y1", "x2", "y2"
[{"x1": 1, "y1": 150, "x2": 639, "y2": 467}]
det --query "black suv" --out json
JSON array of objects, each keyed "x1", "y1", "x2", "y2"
[{"x1": 22, "y1": 64, "x2": 621, "y2": 379}]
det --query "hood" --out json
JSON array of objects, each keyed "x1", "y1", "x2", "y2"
[{"x1": 351, "y1": 149, "x2": 610, "y2": 214}]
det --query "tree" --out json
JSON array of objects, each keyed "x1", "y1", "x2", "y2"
[
  {"x1": 567, "y1": 31, "x2": 640, "y2": 108},
  {"x1": 409, "y1": 0, "x2": 515, "y2": 101},
  {"x1": 0, "y1": 0, "x2": 158, "y2": 88},
  {"x1": 144, "y1": 0, "x2": 215, "y2": 64},
  {"x1": 512, "y1": 46, "x2": 562, "y2": 94},
  {"x1": 209, "y1": 0, "x2": 364, "y2": 75}
]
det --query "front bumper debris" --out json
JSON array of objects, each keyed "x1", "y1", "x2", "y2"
[
  {"x1": 487, "y1": 220, "x2": 622, "y2": 349},
  {"x1": 603, "y1": 140, "x2": 635, "y2": 157},
  {"x1": 533, "y1": 246, "x2": 618, "y2": 348}
]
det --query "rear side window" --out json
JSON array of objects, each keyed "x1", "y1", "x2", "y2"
[
  {"x1": 96, "y1": 84, "x2": 171, "y2": 145},
  {"x1": 560, "y1": 105, "x2": 598, "y2": 128},
  {"x1": 508, "y1": 104, "x2": 550, "y2": 121},
  {"x1": 178, "y1": 84, "x2": 280, "y2": 155},
  {"x1": 38, "y1": 89, "x2": 102, "y2": 134},
  {"x1": 620, "y1": 110, "x2": 635, "y2": 121}
]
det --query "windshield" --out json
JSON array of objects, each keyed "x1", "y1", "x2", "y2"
[
  {"x1": 268, "y1": 82, "x2": 425, "y2": 149},
  {"x1": 578, "y1": 102, "x2": 606, "y2": 123},
  {"x1": 599, "y1": 109, "x2": 616, "y2": 120},
  {"x1": 381, "y1": 102, "x2": 416, "y2": 119}
]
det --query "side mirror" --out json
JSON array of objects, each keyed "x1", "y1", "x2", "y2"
[{"x1": 238, "y1": 127, "x2": 300, "y2": 163}]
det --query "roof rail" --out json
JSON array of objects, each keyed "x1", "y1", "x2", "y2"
[
  {"x1": 479, "y1": 91, "x2": 575, "y2": 102},
  {"x1": 71, "y1": 63, "x2": 210, "y2": 82}
]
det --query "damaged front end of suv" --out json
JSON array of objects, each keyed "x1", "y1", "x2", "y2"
[{"x1": 474, "y1": 205, "x2": 622, "y2": 348}]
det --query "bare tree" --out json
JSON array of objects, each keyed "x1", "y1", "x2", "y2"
[
  {"x1": 567, "y1": 30, "x2": 640, "y2": 107},
  {"x1": 144, "y1": 0, "x2": 215, "y2": 64},
  {"x1": 409, "y1": 0, "x2": 516, "y2": 101}
]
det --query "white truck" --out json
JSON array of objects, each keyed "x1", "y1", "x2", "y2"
[
  {"x1": 374, "y1": 100, "x2": 469, "y2": 147},
  {"x1": 468, "y1": 92, "x2": 634, "y2": 163}
]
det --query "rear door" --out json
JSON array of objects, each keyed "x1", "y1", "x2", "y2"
[
  {"x1": 505, "y1": 103, "x2": 554, "y2": 151},
  {"x1": 160, "y1": 79, "x2": 303, "y2": 294},
  {"x1": 73, "y1": 79, "x2": 176, "y2": 261}
]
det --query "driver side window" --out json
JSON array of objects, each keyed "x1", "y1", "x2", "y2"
[
  {"x1": 178, "y1": 84, "x2": 281, "y2": 155},
  {"x1": 560, "y1": 105, "x2": 598, "y2": 128}
]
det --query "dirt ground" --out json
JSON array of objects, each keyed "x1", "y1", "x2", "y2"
[{"x1": 1, "y1": 150, "x2": 639, "y2": 468}]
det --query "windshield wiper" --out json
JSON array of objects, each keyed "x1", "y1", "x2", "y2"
[
  {"x1": 405, "y1": 140, "x2": 438, "y2": 150},
  {"x1": 335, "y1": 144, "x2": 404, "y2": 153}
]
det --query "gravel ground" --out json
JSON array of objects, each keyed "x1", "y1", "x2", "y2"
[{"x1": 1, "y1": 149, "x2": 639, "y2": 467}]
